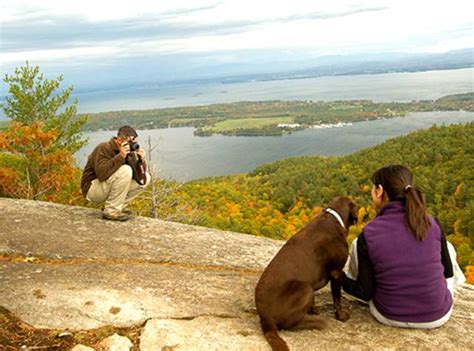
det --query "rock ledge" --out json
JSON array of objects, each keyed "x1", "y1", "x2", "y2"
[{"x1": 0, "y1": 198, "x2": 472, "y2": 350}]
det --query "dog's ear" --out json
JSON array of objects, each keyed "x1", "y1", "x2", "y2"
[{"x1": 348, "y1": 200, "x2": 358, "y2": 226}]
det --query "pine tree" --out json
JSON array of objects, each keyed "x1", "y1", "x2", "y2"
[{"x1": 1, "y1": 62, "x2": 88, "y2": 153}]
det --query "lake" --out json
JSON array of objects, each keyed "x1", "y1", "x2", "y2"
[
  {"x1": 76, "y1": 111, "x2": 474, "y2": 181},
  {"x1": 71, "y1": 68, "x2": 474, "y2": 114}
]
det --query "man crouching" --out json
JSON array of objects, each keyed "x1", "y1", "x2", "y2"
[{"x1": 81, "y1": 125, "x2": 150, "y2": 221}]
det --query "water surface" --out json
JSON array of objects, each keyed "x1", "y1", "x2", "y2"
[{"x1": 76, "y1": 111, "x2": 474, "y2": 181}]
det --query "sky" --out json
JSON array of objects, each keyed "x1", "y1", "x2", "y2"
[{"x1": 1, "y1": 0, "x2": 473, "y2": 89}]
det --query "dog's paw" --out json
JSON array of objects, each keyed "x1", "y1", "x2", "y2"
[{"x1": 335, "y1": 309, "x2": 350, "y2": 322}]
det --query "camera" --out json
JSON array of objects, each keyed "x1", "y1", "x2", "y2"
[{"x1": 129, "y1": 141, "x2": 140, "y2": 152}]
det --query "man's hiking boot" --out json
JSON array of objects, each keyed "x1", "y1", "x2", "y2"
[
  {"x1": 101, "y1": 206, "x2": 133, "y2": 217},
  {"x1": 102, "y1": 211, "x2": 130, "y2": 221},
  {"x1": 122, "y1": 208, "x2": 133, "y2": 215}
]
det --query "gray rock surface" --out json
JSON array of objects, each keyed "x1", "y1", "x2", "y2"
[{"x1": 1, "y1": 198, "x2": 473, "y2": 350}]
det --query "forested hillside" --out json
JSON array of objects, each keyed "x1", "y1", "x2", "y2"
[{"x1": 133, "y1": 122, "x2": 474, "y2": 279}]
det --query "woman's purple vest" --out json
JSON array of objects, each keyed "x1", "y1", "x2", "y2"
[{"x1": 364, "y1": 201, "x2": 452, "y2": 322}]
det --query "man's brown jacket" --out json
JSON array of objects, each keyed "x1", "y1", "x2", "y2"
[{"x1": 81, "y1": 138, "x2": 126, "y2": 196}]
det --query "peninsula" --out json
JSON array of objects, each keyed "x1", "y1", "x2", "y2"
[{"x1": 82, "y1": 92, "x2": 473, "y2": 136}]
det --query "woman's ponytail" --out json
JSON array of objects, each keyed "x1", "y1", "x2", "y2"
[{"x1": 404, "y1": 185, "x2": 430, "y2": 240}]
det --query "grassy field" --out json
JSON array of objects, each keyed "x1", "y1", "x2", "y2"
[{"x1": 210, "y1": 116, "x2": 294, "y2": 131}]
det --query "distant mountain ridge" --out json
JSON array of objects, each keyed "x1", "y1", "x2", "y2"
[
  {"x1": 2, "y1": 49, "x2": 471, "y2": 97},
  {"x1": 80, "y1": 48, "x2": 473, "y2": 89},
  {"x1": 219, "y1": 48, "x2": 474, "y2": 84}
]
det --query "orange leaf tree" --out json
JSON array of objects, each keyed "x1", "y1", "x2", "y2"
[{"x1": 0, "y1": 121, "x2": 82, "y2": 203}]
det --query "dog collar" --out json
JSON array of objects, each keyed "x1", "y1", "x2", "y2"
[{"x1": 325, "y1": 208, "x2": 345, "y2": 229}]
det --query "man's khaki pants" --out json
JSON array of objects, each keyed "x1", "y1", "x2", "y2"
[{"x1": 86, "y1": 165, "x2": 150, "y2": 215}]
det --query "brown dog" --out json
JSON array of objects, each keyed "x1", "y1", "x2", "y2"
[{"x1": 255, "y1": 196, "x2": 358, "y2": 351}]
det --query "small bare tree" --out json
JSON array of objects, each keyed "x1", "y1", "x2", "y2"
[
  {"x1": 134, "y1": 135, "x2": 198, "y2": 223},
  {"x1": 143, "y1": 135, "x2": 160, "y2": 218}
]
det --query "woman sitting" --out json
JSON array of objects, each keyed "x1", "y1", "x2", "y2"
[{"x1": 343, "y1": 164, "x2": 465, "y2": 329}]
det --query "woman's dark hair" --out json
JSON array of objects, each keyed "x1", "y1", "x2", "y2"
[{"x1": 371, "y1": 165, "x2": 430, "y2": 240}]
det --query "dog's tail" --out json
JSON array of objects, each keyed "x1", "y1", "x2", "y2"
[
  {"x1": 290, "y1": 315, "x2": 327, "y2": 331},
  {"x1": 260, "y1": 316, "x2": 289, "y2": 351}
]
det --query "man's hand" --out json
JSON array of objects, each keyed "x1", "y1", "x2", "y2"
[{"x1": 119, "y1": 142, "x2": 130, "y2": 158}]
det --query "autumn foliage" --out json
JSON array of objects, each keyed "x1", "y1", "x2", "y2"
[
  {"x1": 0, "y1": 121, "x2": 82, "y2": 204},
  {"x1": 465, "y1": 266, "x2": 474, "y2": 284}
]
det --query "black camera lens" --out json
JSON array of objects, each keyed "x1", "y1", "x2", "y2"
[{"x1": 129, "y1": 141, "x2": 140, "y2": 151}]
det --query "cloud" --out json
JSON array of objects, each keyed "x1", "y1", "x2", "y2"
[
  {"x1": 1, "y1": 0, "x2": 472, "y2": 70},
  {"x1": 276, "y1": 6, "x2": 388, "y2": 22},
  {"x1": 1, "y1": 4, "x2": 388, "y2": 54},
  {"x1": 159, "y1": 2, "x2": 224, "y2": 17}
]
